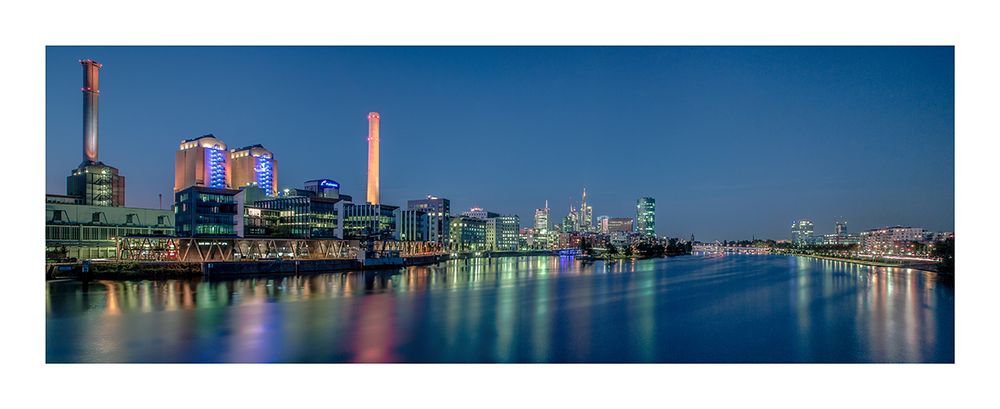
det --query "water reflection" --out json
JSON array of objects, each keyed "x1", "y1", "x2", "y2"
[{"x1": 46, "y1": 255, "x2": 954, "y2": 363}]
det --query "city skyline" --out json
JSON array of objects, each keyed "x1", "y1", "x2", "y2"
[{"x1": 45, "y1": 46, "x2": 954, "y2": 240}]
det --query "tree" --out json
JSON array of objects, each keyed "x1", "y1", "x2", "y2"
[
  {"x1": 607, "y1": 243, "x2": 618, "y2": 256},
  {"x1": 579, "y1": 237, "x2": 593, "y2": 255},
  {"x1": 932, "y1": 238, "x2": 954, "y2": 274}
]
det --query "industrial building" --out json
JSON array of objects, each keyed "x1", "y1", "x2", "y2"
[
  {"x1": 66, "y1": 59, "x2": 126, "y2": 207},
  {"x1": 367, "y1": 112, "x2": 380, "y2": 204},
  {"x1": 230, "y1": 144, "x2": 278, "y2": 197},
  {"x1": 174, "y1": 134, "x2": 230, "y2": 192},
  {"x1": 46, "y1": 195, "x2": 173, "y2": 260}
]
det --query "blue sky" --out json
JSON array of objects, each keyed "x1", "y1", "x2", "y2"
[{"x1": 45, "y1": 46, "x2": 954, "y2": 240}]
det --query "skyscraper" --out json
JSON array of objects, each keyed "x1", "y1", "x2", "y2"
[
  {"x1": 534, "y1": 200, "x2": 550, "y2": 232},
  {"x1": 66, "y1": 59, "x2": 125, "y2": 207},
  {"x1": 174, "y1": 134, "x2": 230, "y2": 192},
  {"x1": 229, "y1": 145, "x2": 278, "y2": 197},
  {"x1": 367, "y1": 112, "x2": 380, "y2": 204},
  {"x1": 579, "y1": 188, "x2": 593, "y2": 232},
  {"x1": 835, "y1": 219, "x2": 848, "y2": 235},
  {"x1": 791, "y1": 220, "x2": 815, "y2": 245},
  {"x1": 636, "y1": 197, "x2": 655, "y2": 236}
]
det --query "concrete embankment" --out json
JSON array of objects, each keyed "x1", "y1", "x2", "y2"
[
  {"x1": 795, "y1": 253, "x2": 942, "y2": 274},
  {"x1": 47, "y1": 254, "x2": 452, "y2": 281}
]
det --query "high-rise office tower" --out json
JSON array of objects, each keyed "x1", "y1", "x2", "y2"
[
  {"x1": 597, "y1": 215, "x2": 610, "y2": 234},
  {"x1": 367, "y1": 112, "x2": 380, "y2": 204},
  {"x1": 534, "y1": 200, "x2": 550, "y2": 232},
  {"x1": 791, "y1": 220, "x2": 815, "y2": 245},
  {"x1": 636, "y1": 197, "x2": 656, "y2": 236},
  {"x1": 579, "y1": 188, "x2": 593, "y2": 232},
  {"x1": 835, "y1": 219, "x2": 848, "y2": 235},
  {"x1": 66, "y1": 59, "x2": 126, "y2": 207},
  {"x1": 230, "y1": 145, "x2": 278, "y2": 197},
  {"x1": 174, "y1": 134, "x2": 230, "y2": 192}
]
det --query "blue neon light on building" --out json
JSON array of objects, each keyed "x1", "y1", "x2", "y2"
[
  {"x1": 255, "y1": 156, "x2": 274, "y2": 196},
  {"x1": 207, "y1": 147, "x2": 227, "y2": 188}
]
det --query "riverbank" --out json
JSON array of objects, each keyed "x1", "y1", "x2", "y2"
[
  {"x1": 794, "y1": 253, "x2": 946, "y2": 275},
  {"x1": 46, "y1": 254, "x2": 450, "y2": 281}
]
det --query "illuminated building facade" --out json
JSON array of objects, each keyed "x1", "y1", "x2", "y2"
[
  {"x1": 45, "y1": 196, "x2": 174, "y2": 260},
  {"x1": 230, "y1": 145, "x2": 278, "y2": 197},
  {"x1": 394, "y1": 209, "x2": 429, "y2": 241},
  {"x1": 449, "y1": 216, "x2": 487, "y2": 252},
  {"x1": 252, "y1": 195, "x2": 341, "y2": 239},
  {"x1": 636, "y1": 197, "x2": 656, "y2": 236},
  {"x1": 174, "y1": 134, "x2": 230, "y2": 192},
  {"x1": 462, "y1": 207, "x2": 499, "y2": 220},
  {"x1": 597, "y1": 215, "x2": 610, "y2": 234},
  {"x1": 303, "y1": 179, "x2": 341, "y2": 199},
  {"x1": 606, "y1": 217, "x2": 634, "y2": 233},
  {"x1": 66, "y1": 59, "x2": 126, "y2": 207},
  {"x1": 174, "y1": 186, "x2": 240, "y2": 237},
  {"x1": 487, "y1": 215, "x2": 520, "y2": 251},
  {"x1": 339, "y1": 203, "x2": 398, "y2": 240},
  {"x1": 835, "y1": 219, "x2": 848, "y2": 235},
  {"x1": 579, "y1": 188, "x2": 593, "y2": 232},
  {"x1": 367, "y1": 112, "x2": 380, "y2": 204},
  {"x1": 791, "y1": 220, "x2": 815, "y2": 245},
  {"x1": 534, "y1": 200, "x2": 551, "y2": 231},
  {"x1": 859, "y1": 226, "x2": 927, "y2": 254},
  {"x1": 408, "y1": 196, "x2": 451, "y2": 245}
]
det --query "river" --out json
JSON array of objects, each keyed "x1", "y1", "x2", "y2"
[{"x1": 45, "y1": 254, "x2": 954, "y2": 363}]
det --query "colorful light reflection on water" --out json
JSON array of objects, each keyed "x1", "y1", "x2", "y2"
[{"x1": 45, "y1": 255, "x2": 953, "y2": 363}]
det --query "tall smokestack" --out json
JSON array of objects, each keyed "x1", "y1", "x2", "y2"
[
  {"x1": 367, "y1": 112, "x2": 380, "y2": 204},
  {"x1": 81, "y1": 59, "x2": 101, "y2": 165}
]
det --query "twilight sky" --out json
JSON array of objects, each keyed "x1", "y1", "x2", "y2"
[{"x1": 45, "y1": 46, "x2": 954, "y2": 241}]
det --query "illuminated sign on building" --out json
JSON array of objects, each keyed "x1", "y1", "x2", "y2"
[{"x1": 319, "y1": 179, "x2": 339, "y2": 189}]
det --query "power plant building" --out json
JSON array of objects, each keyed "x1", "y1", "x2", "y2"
[
  {"x1": 230, "y1": 144, "x2": 278, "y2": 197},
  {"x1": 45, "y1": 195, "x2": 174, "y2": 260},
  {"x1": 67, "y1": 59, "x2": 126, "y2": 207},
  {"x1": 174, "y1": 134, "x2": 230, "y2": 192},
  {"x1": 367, "y1": 112, "x2": 380, "y2": 204}
]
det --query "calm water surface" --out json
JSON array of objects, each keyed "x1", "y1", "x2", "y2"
[{"x1": 46, "y1": 255, "x2": 954, "y2": 363}]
